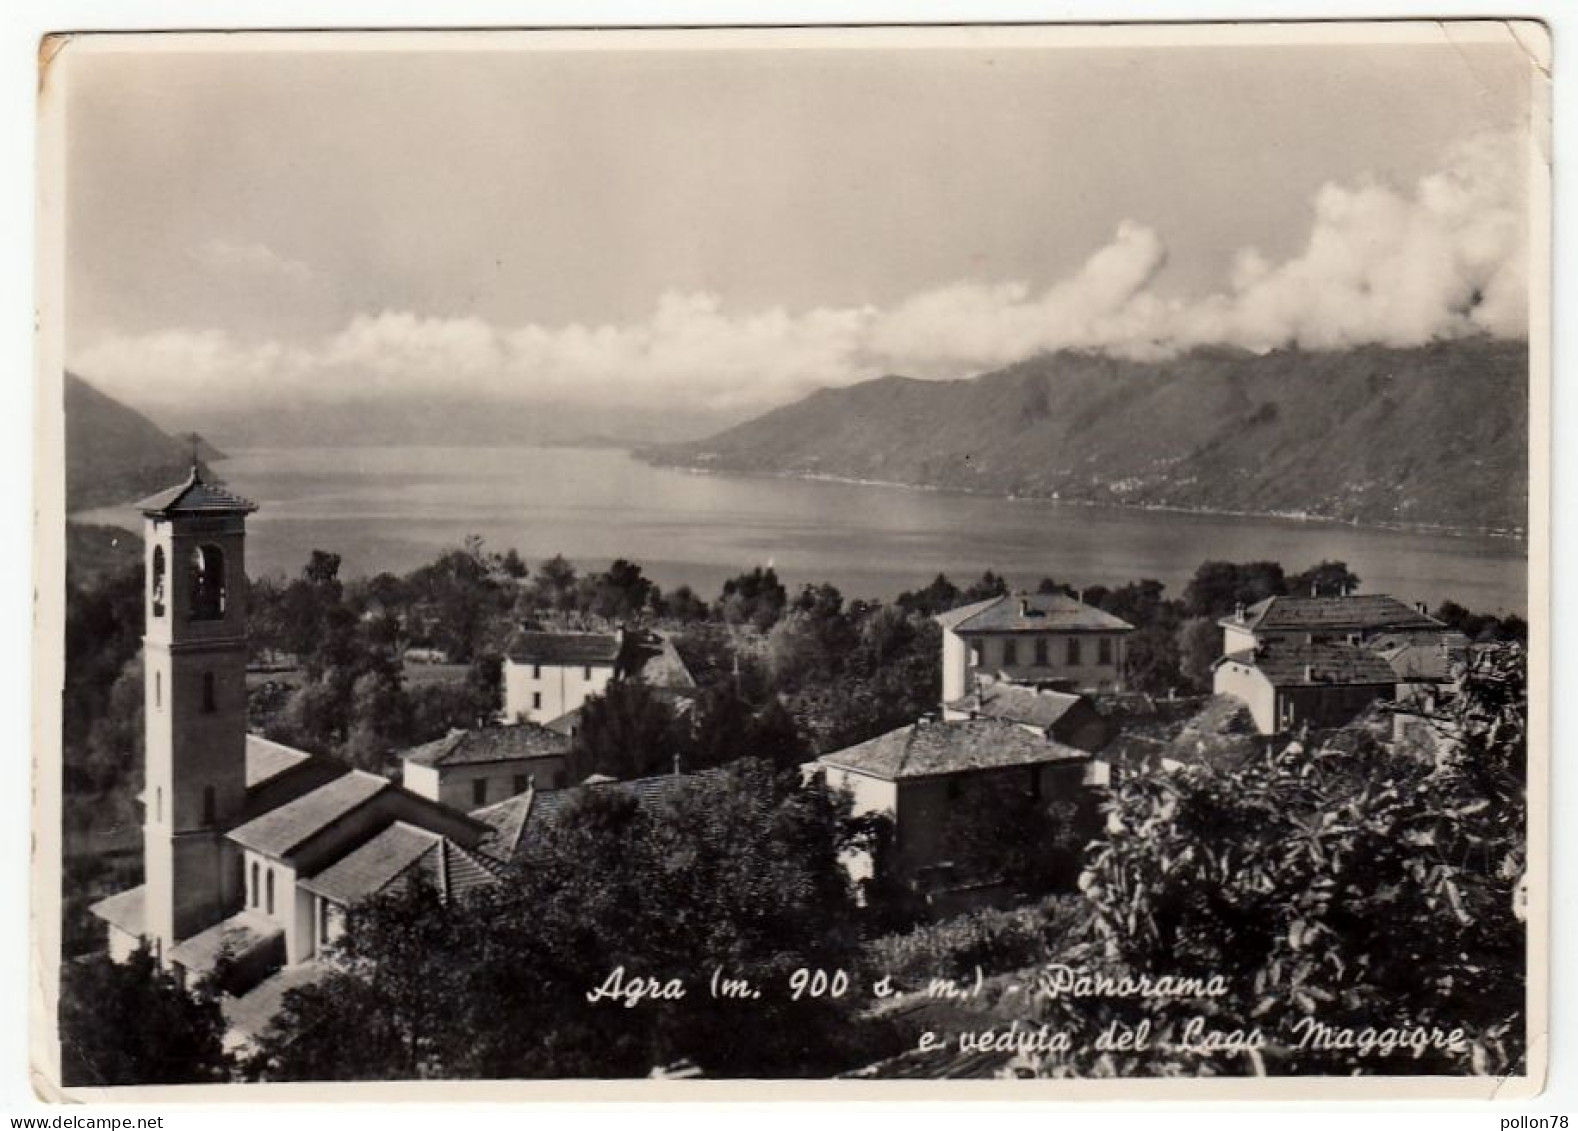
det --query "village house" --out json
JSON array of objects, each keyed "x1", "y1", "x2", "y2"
[
  {"x1": 936, "y1": 591, "x2": 1134, "y2": 702},
  {"x1": 1219, "y1": 593, "x2": 1446, "y2": 654},
  {"x1": 400, "y1": 722, "x2": 572, "y2": 810},
  {"x1": 89, "y1": 470, "x2": 510, "y2": 1047},
  {"x1": 502, "y1": 627, "x2": 696, "y2": 728},
  {"x1": 1212, "y1": 642, "x2": 1401, "y2": 735},
  {"x1": 1212, "y1": 593, "x2": 1455, "y2": 736},
  {"x1": 812, "y1": 716, "x2": 1102, "y2": 889},
  {"x1": 940, "y1": 675, "x2": 1114, "y2": 755}
]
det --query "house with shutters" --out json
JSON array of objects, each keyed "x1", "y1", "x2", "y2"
[
  {"x1": 400, "y1": 722, "x2": 572, "y2": 810},
  {"x1": 502, "y1": 627, "x2": 696, "y2": 729},
  {"x1": 936, "y1": 591, "x2": 1134, "y2": 702}
]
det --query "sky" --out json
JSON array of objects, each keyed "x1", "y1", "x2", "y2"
[{"x1": 61, "y1": 29, "x2": 1538, "y2": 429}]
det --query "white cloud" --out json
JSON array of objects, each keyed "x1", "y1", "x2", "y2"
[
  {"x1": 189, "y1": 238, "x2": 314, "y2": 284},
  {"x1": 78, "y1": 133, "x2": 1528, "y2": 415}
]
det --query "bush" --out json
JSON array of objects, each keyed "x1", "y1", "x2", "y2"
[{"x1": 865, "y1": 895, "x2": 1086, "y2": 985}]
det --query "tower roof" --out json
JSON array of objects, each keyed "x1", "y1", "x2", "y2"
[{"x1": 137, "y1": 465, "x2": 257, "y2": 517}]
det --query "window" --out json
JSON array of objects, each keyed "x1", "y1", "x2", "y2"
[
  {"x1": 1066, "y1": 637, "x2": 1082, "y2": 665},
  {"x1": 533, "y1": 664, "x2": 541, "y2": 679},
  {"x1": 150, "y1": 547, "x2": 166, "y2": 617},
  {"x1": 319, "y1": 900, "x2": 331, "y2": 946},
  {"x1": 1002, "y1": 639, "x2": 1018, "y2": 666},
  {"x1": 473, "y1": 778, "x2": 488, "y2": 806},
  {"x1": 188, "y1": 544, "x2": 227, "y2": 620},
  {"x1": 532, "y1": 692, "x2": 542, "y2": 710},
  {"x1": 1099, "y1": 638, "x2": 1114, "y2": 665},
  {"x1": 1034, "y1": 638, "x2": 1049, "y2": 666},
  {"x1": 202, "y1": 672, "x2": 216, "y2": 713},
  {"x1": 155, "y1": 671, "x2": 161, "y2": 710},
  {"x1": 155, "y1": 787, "x2": 162, "y2": 823},
  {"x1": 250, "y1": 862, "x2": 259, "y2": 907},
  {"x1": 513, "y1": 774, "x2": 529, "y2": 795},
  {"x1": 202, "y1": 786, "x2": 216, "y2": 826},
  {"x1": 583, "y1": 666, "x2": 592, "y2": 681},
  {"x1": 265, "y1": 870, "x2": 275, "y2": 916}
]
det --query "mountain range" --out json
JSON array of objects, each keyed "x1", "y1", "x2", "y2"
[
  {"x1": 640, "y1": 338, "x2": 1529, "y2": 536},
  {"x1": 65, "y1": 372, "x2": 223, "y2": 512}
]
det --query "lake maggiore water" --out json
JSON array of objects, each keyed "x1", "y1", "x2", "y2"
[{"x1": 76, "y1": 446, "x2": 1528, "y2": 615}]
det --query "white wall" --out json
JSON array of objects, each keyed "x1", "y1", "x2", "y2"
[
  {"x1": 965, "y1": 632, "x2": 1128, "y2": 693},
  {"x1": 1212, "y1": 663, "x2": 1277, "y2": 734},
  {"x1": 504, "y1": 659, "x2": 615, "y2": 723}
]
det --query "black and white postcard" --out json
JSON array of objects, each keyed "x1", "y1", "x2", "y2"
[{"x1": 31, "y1": 21, "x2": 1550, "y2": 1099}]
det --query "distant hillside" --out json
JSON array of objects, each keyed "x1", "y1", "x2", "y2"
[
  {"x1": 65, "y1": 372, "x2": 223, "y2": 511},
  {"x1": 641, "y1": 339, "x2": 1528, "y2": 535}
]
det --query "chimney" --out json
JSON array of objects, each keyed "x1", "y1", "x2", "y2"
[
  {"x1": 1303, "y1": 663, "x2": 1314, "y2": 683},
  {"x1": 1310, "y1": 580, "x2": 1319, "y2": 597},
  {"x1": 1234, "y1": 601, "x2": 1245, "y2": 622},
  {"x1": 673, "y1": 752, "x2": 683, "y2": 777},
  {"x1": 1416, "y1": 601, "x2": 1429, "y2": 615},
  {"x1": 1018, "y1": 597, "x2": 1031, "y2": 617}
]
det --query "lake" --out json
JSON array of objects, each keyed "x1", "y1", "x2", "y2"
[{"x1": 75, "y1": 446, "x2": 1528, "y2": 615}]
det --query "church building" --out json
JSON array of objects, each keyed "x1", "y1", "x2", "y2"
[{"x1": 89, "y1": 469, "x2": 504, "y2": 1037}]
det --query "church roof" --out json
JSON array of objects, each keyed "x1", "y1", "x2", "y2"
[
  {"x1": 935, "y1": 593, "x2": 1133, "y2": 635},
  {"x1": 137, "y1": 466, "x2": 257, "y2": 517},
  {"x1": 88, "y1": 885, "x2": 146, "y2": 937},
  {"x1": 228, "y1": 770, "x2": 389, "y2": 859},
  {"x1": 299, "y1": 821, "x2": 504, "y2": 906},
  {"x1": 402, "y1": 723, "x2": 570, "y2": 769},
  {"x1": 166, "y1": 909, "x2": 283, "y2": 977},
  {"x1": 818, "y1": 717, "x2": 1089, "y2": 781},
  {"x1": 245, "y1": 734, "x2": 316, "y2": 788}
]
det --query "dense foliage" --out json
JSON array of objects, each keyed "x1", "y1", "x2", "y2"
[
  {"x1": 59, "y1": 946, "x2": 232, "y2": 1085},
  {"x1": 247, "y1": 761, "x2": 891, "y2": 1079},
  {"x1": 1017, "y1": 644, "x2": 1527, "y2": 1077}
]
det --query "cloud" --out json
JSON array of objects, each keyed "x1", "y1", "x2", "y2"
[
  {"x1": 189, "y1": 238, "x2": 314, "y2": 285},
  {"x1": 77, "y1": 133, "x2": 1528, "y2": 415}
]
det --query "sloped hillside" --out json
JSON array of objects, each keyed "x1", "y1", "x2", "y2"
[
  {"x1": 65, "y1": 372, "x2": 222, "y2": 511},
  {"x1": 642, "y1": 339, "x2": 1528, "y2": 534}
]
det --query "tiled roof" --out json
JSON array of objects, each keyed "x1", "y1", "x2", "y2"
[
  {"x1": 402, "y1": 723, "x2": 570, "y2": 768},
  {"x1": 223, "y1": 964, "x2": 329, "y2": 1044},
  {"x1": 137, "y1": 467, "x2": 257, "y2": 516},
  {"x1": 1223, "y1": 594, "x2": 1444, "y2": 634},
  {"x1": 819, "y1": 718, "x2": 1089, "y2": 781},
  {"x1": 228, "y1": 771, "x2": 388, "y2": 859},
  {"x1": 299, "y1": 823, "x2": 444, "y2": 905},
  {"x1": 1370, "y1": 631, "x2": 1472, "y2": 682},
  {"x1": 88, "y1": 885, "x2": 145, "y2": 936},
  {"x1": 473, "y1": 791, "x2": 535, "y2": 863},
  {"x1": 417, "y1": 838, "x2": 505, "y2": 900},
  {"x1": 542, "y1": 707, "x2": 582, "y2": 737},
  {"x1": 1219, "y1": 643, "x2": 1400, "y2": 688},
  {"x1": 935, "y1": 593, "x2": 1133, "y2": 635},
  {"x1": 946, "y1": 683, "x2": 1086, "y2": 730},
  {"x1": 300, "y1": 821, "x2": 505, "y2": 906},
  {"x1": 505, "y1": 631, "x2": 621, "y2": 666},
  {"x1": 626, "y1": 633, "x2": 698, "y2": 690},
  {"x1": 167, "y1": 910, "x2": 283, "y2": 976},
  {"x1": 245, "y1": 734, "x2": 315, "y2": 788}
]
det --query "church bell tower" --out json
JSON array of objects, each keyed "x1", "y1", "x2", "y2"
[{"x1": 138, "y1": 465, "x2": 257, "y2": 957}]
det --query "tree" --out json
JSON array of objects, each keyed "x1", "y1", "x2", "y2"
[
  {"x1": 1176, "y1": 615, "x2": 1222, "y2": 691},
  {"x1": 1183, "y1": 561, "x2": 1288, "y2": 619},
  {"x1": 1288, "y1": 559, "x2": 1360, "y2": 598},
  {"x1": 584, "y1": 558, "x2": 655, "y2": 621},
  {"x1": 962, "y1": 570, "x2": 1010, "y2": 602},
  {"x1": 659, "y1": 584, "x2": 709, "y2": 623},
  {"x1": 248, "y1": 763, "x2": 877, "y2": 1080},
  {"x1": 1024, "y1": 644, "x2": 1528, "y2": 1077},
  {"x1": 895, "y1": 573, "x2": 961, "y2": 617},
  {"x1": 60, "y1": 946, "x2": 232, "y2": 1085},
  {"x1": 718, "y1": 566, "x2": 787, "y2": 631},
  {"x1": 572, "y1": 680, "x2": 687, "y2": 780}
]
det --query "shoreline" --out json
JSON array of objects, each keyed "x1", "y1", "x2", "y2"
[{"x1": 634, "y1": 458, "x2": 1528, "y2": 545}]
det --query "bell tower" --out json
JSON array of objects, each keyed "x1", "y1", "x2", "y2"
[{"x1": 138, "y1": 466, "x2": 257, "y2": 957}]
